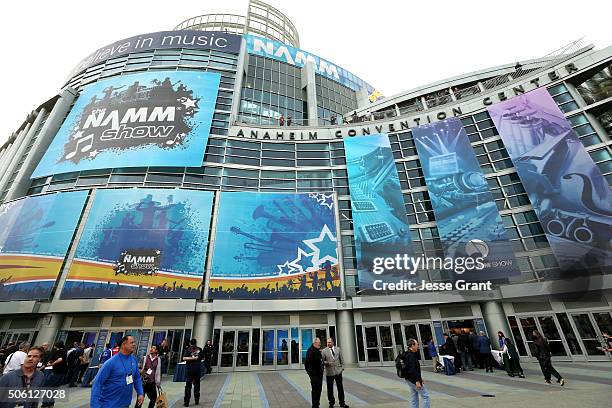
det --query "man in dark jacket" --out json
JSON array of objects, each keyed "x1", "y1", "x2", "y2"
[
  {"x1": 0, "y1": 347, "x2": 46, "y2": 408},
  {"x1": 458, "y1": 332, "x2": 474, "y2": 371},
  {"x1": 477, "y1": 331, "x2": 494, "y2": 372},
  {"x1": 183, "y1": 338, "x2": 203, "y2": 406},
  {"x1": 203, "y1": 340, "x2": 215, "y2": 374},
  {"x1": 402, "y1": 338, "x2": 430, "y2": 408},
  {"x1": 304, "y1": 338, "x2": 324, "y2": 408}
]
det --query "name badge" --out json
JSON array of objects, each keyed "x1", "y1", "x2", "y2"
[
  {"x1": 126, "y1": 374, "x2": 133, "y2": 385},
  {"x1": 146, "y1": 368, "x2": 153, "y2": 375}
]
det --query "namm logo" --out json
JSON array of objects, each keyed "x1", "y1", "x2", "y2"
[{"x1": 115, "y1": 249, "x2": 161, "y2": 276}]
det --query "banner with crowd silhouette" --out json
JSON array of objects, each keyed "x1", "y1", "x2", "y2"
[
  {"x1": 0, "y1": 191, "x2": 88, "y2": 301},
  {"x1": 412, "y1": 117, "x2": 519, "y2": 281},
  {"x1": 32, "y1": 70, "x2": 220, "y2": 178},
  {"x1": 488, "y1": 87, "x2": 612, "y2": 271},
  {"x1": 208, "y1": 192, "x2": 342, "y2": 299},
  {"x1": 61, "y1": 188, "x2": 213, "y2": 299}
]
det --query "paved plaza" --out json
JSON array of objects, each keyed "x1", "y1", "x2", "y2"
[{"x1": 56, "y1": 362, "x2": 611, "y2": 408}]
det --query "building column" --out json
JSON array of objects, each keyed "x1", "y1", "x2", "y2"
[
  {"x1": 303, "y1": 61, "x2": 319, "y2": 126},
  {"x1": 193, "y1": 312, "x2": 213, "y2": 344},
  {"x1": 480, "y1": 301, "x2": 511, "y2": 339},
  {"x1": 35, "y1": 314, "x2": 64, "y2": 346},
  {"x1": 336, "y1": 309, "x2": 357, "y2": 366}
]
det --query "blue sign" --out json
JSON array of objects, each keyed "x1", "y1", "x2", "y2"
[
  {"x1": 209, "y1": 192, "x2": 341, "y2": 299},
  {"x1": 245, "y1": 34, "x2": 373, "y2": 93},
  {"x1": 344, "y1": 134, "x2": 415, "y2": 291},
  {"x1": 32, "y1": 71, "x2": 220, "y2": 178},
  {"x1": 412, "y1": 117, "x2": 519, "y2": 280}
]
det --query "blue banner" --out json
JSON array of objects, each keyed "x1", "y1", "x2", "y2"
[
  {"x1": 0, "y1": 191, "x2": 88, "y2": 301},
  {"x1": 61, "y1": 188, "x2": 213, "y2": 299},
  {"x1": 344, "y1": 134, "x2": 415, "y2": 291},
  {"x1": 32, "y1": 70, "x2": 220, "y2": 178},
  {"x1": 412, "y1": 117, "x2": 518, "y2": 280},
  {"x1": 209, "y1": 192, "x2": 341, "y2": 299},
  {"x1": 488, "y1": 88, "x2": 612, "y2": 270}
]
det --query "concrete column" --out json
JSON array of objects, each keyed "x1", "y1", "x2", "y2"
[
  {"x1": 336, "y1": 309, "x2": 357, "y2": 366},
  {"x1": 303, "y1": 61, "x2": 319, "y2": 126},
  {"x1": 35, "y1": 314, "x2": 64, "y2": 346},
  {"x1": 0, "y1": 124, "x2": 31, "y2": 195},
  {"x1": 229, "y1": 39, "x2": 247, "y2": 125},
  {"x1": 480, "y1": 301, "x2": 511, "y2": 339},
  {"x1": 6, "y1": 88, "x2": 77, "y2": 201},
  {"x1": 193, "y1": 312, "x2": 213, "y2": 344},
  {"x1": 585, "y1": 111, "x2": 610, "y2": 142}
]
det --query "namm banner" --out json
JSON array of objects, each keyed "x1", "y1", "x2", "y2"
[
  {"x1": 61, "y1": 188, "x2": 213, "y2": 299},
  {"x1": 32, "y1": 70, "x2": 220, "y2": 178},
  {"x1": 0, "y1": 191, "x2": 88, "y2": 301},
  {"x1": 488, "y1": 88, "x2": 612, "y2": 271},
  {"x1": 209, "y1": 192, "x2": 341, "y2": 299}
]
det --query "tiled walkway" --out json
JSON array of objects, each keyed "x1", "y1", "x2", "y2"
[{"x1": 58, "y1": 362, "x2": 611, "y2": 407}]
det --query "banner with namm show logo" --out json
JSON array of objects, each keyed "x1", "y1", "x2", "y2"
[
  {"x1": 61, "y1": 188, "x2": 213, "y2": 299},
  {"x1": 32, "y1": 70, "x2": 220, "y2": 178}
]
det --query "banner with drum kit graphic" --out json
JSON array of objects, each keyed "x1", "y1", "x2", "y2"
[
  {"x1": 412, "y1": 117, "x2": 519, "y2": 281},
  {"x1": 208, "y1": 192, "x2": 341, "y2": 299},
  {"x1": 488, "y1": 87, "x2": 612, "y2": 271},
  {"x1": 32, "y1": 70, "x2": 220, "y2": 178},
  {"x1": 343, "y1": 134, "x2": 416, "y2": 292}
]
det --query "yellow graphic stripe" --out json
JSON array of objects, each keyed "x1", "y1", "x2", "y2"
[
  {"x1": 0, "y1": 254, "x2": 63, "y2": 283},
  {"x1": 67, "y1": 259, "x2": 203, "y2": 289},
  {"x1": 209, "y1": 268, "x2": 341, "y2": 291}
]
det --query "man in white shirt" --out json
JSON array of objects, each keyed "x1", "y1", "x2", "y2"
[{"x1": 2, "y1": 341, "x2": 30, "y2": 374}]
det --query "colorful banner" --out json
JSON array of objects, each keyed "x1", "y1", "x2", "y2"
[
  {"x1": 344, "y1": 134, "x2": 415, "y2": 291},
  {"x1": 209, "y1": 192, "x2": 341, "y2": 299},
  {"x1": 412, "y1": 117, "x2": 518, "y2": 280},
  {"x1": 61, "y1": 188, "x2": 213, "y2": 299},
  {"x1": 488, "y1": 87, "x2": 612, "y2": 270},
  {"x1": 32, "y1": 70, "x2": 220, "y2": 178},
  {"x1": 0, "y1": 191, "x2": 88, "y2": 301}
]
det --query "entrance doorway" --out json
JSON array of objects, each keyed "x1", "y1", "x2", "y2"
[
  {"x1": 363, "y1": 325, "x2": 395, "y2": 366},
  {"x1": 402, "y1": 323, "x2": 435, "y2": 361},
  {"x1": 219, "y1": 329, "x2": 251, "y2": 371},
  {"x1": 569, "y1": 311, "x2": 612, "y2": 361}
]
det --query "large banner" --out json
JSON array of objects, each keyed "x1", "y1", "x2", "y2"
[
  {"x1": 412, "y1": 117, "x2": 519, "y2": 280},
  {"x1": 488, "y1": 88, "x2": 612, "y2": 270},
  {"x1": 0, "y1": 191, "x2": 88, "y2": 301},
  {"x1": 32, "y1": 71, "x2": 220, "y2": 178},
  {"x1": 344, "y1": 134, "x2": 415, "y2": 291},
  {"x1": 209, "y1": 192, "x2": 342, "y2": 299},
  {"x1": 61, "y1": 188, "x2": 213, "y2": 299}
]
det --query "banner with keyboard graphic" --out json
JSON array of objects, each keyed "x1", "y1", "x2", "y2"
[
  {"x1": 488, "y1": 87, "x2": 612, "y2": 271},
  {"x1": 344, "y1": 134, "x2": 416, "y2": 293},
  {"x1": 413, "y1": 117, "x2": 519, "y2": 281}
]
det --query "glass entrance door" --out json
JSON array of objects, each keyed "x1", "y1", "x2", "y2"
[
  {"x1": 571, "y1": 312, "x2": 612, "y2": 361},
  {"x1": 363, "y1": 325, "x2": 396, "y2": 366},
  {"x1": 401, "y1": 323, "x2": 434, "y2": 361},
  {"x1": 518, "y1": 315, "x2": 570, "y2": 360}
]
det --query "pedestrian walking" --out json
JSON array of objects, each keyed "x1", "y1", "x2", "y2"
[
  {"x1": 203, "y1": 340, "x2": 215, "y2": 374},
  {"x1": 139, "y1": 345, "x2": 162, "y2": 408},
  {"x1": 468, "y1": 330, "x2": 479, "y2": 369},
  {"x1": 458, "y1": 332, "x2": 474, "y2": 371},
  {"x1": 426, "y1": 337, "x2": 439, "y2": 373},
  {"x1": 183, "y1": 338, "x2": 203, "y2": 407},
  {"x1": 497, "y1": 331, "x2": 507, "y2": 348},
  {"x1": 159, "y1": 339, "x2": 170, "y2": 375},
  {"x1": 2, "y1": 342, "x2": 30, "y2": 374},
  {"x1": 321, "y1": 338, "x2": 349, "y2": 408},
  {"x1": 41, "y1": 341, "x2": 67, "y2": 408},
  {"x1": 501, "y1": 338, "x2": 525, "y2": 377},
  {"x1": 402, "y1": 338, "x2": 430, "y2": 408},
  {"x1": 67, "y1": 342, "x2": 84, "y2": 387},
  {"x1": 90, "y1": 335, "x2": 144, "y2": 408},
  {"x1": 0, "y1": 346, "x2": 46, "y2": 408},
  {"x1": 77, "y1": 343, "x2": 94, "y2": 385},
  {"x1": 533, "y1": 330, "x2": 565, "y2": 386},
  {"x1": 477, "y1": 331, "x2": 494, "y2": 372},
  {"x1": 304, "y1": 338, "x2": 324, "y2": 408}
]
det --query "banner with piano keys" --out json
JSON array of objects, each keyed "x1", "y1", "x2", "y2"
[
  {"x1": 208, "y1": 192, "x2": 342, "y2": 299},
  {"x1": 488, "y1": 87, "x2": 612, "y2": 271},
  {"x1": 412, "y1": 117, "x2": 519, "y2": 281},
  {"x1": 344, "y1": 134, "x2": 416, "y2": 292}
]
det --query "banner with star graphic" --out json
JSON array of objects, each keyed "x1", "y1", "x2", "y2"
[
  {"x1": 208, "y1": 192, "x2": 342, "y2": 299},
  {"x1": 31, "y1": 70, "x2": 220, "y2": 178},
  {"x1": 60, "y1": 188, "x2": 213, "y2": 299},
  {"x1": 0, "y1": 191, "x2": 88, "y2": 301}
]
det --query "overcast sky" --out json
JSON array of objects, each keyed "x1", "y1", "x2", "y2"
[{"x1": 0, "y1": 0, "x2": 610, "y2": 146}]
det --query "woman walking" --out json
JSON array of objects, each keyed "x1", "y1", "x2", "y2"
[
  {"x1": 501, "y1": 338, "x2": 525, "y2": 378},
  {"x1": 533, "y1": 331, "x2": 565, "y2": 386}
]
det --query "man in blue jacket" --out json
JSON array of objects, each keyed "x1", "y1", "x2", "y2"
[
  {"x1": 90, "y1": 335, "x2": 144, "y2": 408},
  {"x1": 476, "y1": 331, "x2": 494, "y2": 373},
  {"x1": 403, "y1": 338, "x2": 430, "y2": 408}
]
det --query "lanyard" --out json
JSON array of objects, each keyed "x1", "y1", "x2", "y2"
[{"x1": 119, "y1": 355, "x2": 133, "y2": 377}]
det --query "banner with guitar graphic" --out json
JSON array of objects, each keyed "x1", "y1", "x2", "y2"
[
  {"x1": 344, "y1": 134, "x2": 416, "y2": 292},
  {"x1": 488, "y1": 87, "x2": 612, "y2": 271},
  {"x1": 32, "y1": 70, "x2": 220, "y2": 178},
  {"x1": 208, "y1": 192, "x2": 341, "y2": 299},
  {"x1": 0, "y1": 191, "x2": 88, "y2": 301},
  {"x1": 412, "y1": 117, "x2": 519, "y2": 281},
  {"x1": 61, "y1": 188, "x2": 213, "y2": 299}
]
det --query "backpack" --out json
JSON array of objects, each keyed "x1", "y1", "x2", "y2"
[
  {"x1": 443, "y1": 357, "x2": 455, "y2": 375},
  {"x1": 395, "y1": 351, "x2": 406, "y2": 378}
]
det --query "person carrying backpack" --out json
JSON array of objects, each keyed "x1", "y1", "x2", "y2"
[{"x1": 402, "y1": 338, "x2": 430, "y2": 408}]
